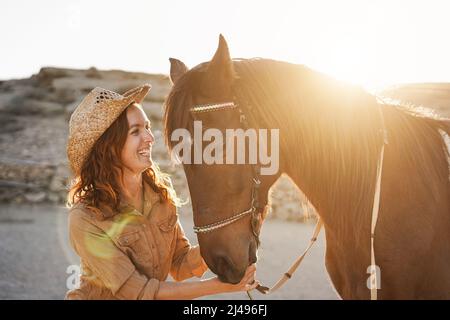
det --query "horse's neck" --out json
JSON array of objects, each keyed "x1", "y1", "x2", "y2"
[
  {"x1": 278, "y1": 95, "x2": 382, "y2": 241},
  {"x1": 285, "y1": 169, "x2": 372, "y2": 238},
  {"x1": 281, "y1": 131, "x2": 376, "y2": 283}
]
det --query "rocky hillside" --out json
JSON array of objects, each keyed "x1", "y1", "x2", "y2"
[
  {"x1": 0, "y1": 68, "x2": 168, "y2": 201},
  {"x1": 0, "y1": 68, "x2": 448, "y2": 221}
]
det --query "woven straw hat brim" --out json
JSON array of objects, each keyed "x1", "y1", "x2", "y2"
[{"x1": 67, "y1": 84, "x2": 151, "y2": 176}]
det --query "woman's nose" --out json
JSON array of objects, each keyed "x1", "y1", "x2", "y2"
[{"x1": 144, "y1": 129, "x2": 154, "y2": 144}]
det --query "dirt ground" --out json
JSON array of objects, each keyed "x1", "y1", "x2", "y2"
[{"x1": 0, "y1": 203, "x2": 338, "y2": 300}]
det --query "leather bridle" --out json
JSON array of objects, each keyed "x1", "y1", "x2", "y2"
[{"x1": 188, "y1": 96, "x2": 388, "y2": 300}]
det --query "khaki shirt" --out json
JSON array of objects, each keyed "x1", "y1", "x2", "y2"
[{"x1": 65, "y1": 182, "x2": 208, "y2": 300}]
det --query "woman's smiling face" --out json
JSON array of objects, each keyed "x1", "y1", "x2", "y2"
[{"x1": 121, "y1": 103, "x2": 154, "y2": 173}]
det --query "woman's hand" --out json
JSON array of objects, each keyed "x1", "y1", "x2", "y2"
[
  {"x1": 216, "y1": 264, "x2": 260, "y2": 293},
  {"x1": 155, "y1": 264, "x2": 260, "y2": 299}
]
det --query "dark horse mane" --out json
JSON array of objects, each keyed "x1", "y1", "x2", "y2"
[{"x1": 164, "y1": 58, "x2": 450, "y2": 236}]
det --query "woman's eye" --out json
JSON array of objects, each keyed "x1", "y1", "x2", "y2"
[{"x1": 131, "y1": 130, "x2": 139, "y2": 135}]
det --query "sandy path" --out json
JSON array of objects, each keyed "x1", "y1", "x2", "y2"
[{"x1": 0, "y1": 204, "x2": 338, "y2": 300}]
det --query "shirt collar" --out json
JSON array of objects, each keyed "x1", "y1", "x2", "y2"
[{"x1": 117, "y1": 180, "x2": 161, "y2": 217}]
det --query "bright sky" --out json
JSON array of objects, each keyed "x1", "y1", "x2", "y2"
[{"x1": 2, "y1": 0, "x2": 450, "y2": 89}]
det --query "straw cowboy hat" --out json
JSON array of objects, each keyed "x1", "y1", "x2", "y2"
[{"x1": 67, "y1": 84, "x2": 152, "y2": 176}]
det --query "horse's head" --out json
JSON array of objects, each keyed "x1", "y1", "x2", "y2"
[{"x1": 164, "y1": 35, "x2": 280, "y2": 283}]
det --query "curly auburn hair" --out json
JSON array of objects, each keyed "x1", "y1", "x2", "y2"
[{"x1": 67, "y1": 104, "x2": 179, "y2": 220}]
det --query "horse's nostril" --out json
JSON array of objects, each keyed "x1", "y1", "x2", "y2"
[{"x1": 215, "y1": 254, "x2": 232, "y2": 272}]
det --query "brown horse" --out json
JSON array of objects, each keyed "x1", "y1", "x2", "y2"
[{"x1": 164, "y1": 35, "x2": 450, "y2": 299}]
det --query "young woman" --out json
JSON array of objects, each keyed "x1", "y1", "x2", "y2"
[{"x1": 65, "y1": 84, "x2": 258, "y2": 299}]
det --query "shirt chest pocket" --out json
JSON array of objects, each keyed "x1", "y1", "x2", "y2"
[
  {"x1": 116, "y1": 230, "x2": 152, "y2": 264},
  {"x1": 156, "y1": 215, "x2": 177, "y2": 252}
]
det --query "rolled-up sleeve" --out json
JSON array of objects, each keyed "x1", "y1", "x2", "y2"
[
  {"x1": 68, "y1": 209, "x2": 160, "y2": 300},
  {"x1": 170, "y1": 220, "x2": 208, "y2": 281},
  {"x1": 115, "y1": 271, "x2": 160, "y2": 300}
]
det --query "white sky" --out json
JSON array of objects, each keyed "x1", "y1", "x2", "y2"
[{"x1": 1, "y1": 0, "x2": 450, "y2": 89}]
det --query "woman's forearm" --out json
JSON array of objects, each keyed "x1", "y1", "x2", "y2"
[{"x1": 155, "y1": 277, "x2": 232, "y2": 300}]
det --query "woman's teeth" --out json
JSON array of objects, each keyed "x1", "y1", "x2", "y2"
[{"x1": 138, "y1": 149, "x2": 150, "y2": 157}]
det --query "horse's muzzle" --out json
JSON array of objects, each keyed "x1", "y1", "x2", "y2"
[{"x1": 213, "y1": 254, "x2": 243, "y2": 284}]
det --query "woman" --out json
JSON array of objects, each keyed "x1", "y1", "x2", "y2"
[{"x1": 65, "y1": 84, "x2": 258, "y2": 299}]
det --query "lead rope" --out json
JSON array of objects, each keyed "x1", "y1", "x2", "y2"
[
  {"x1": 239, "y1": 100, "x2": 324, "y2": 299},
  {"x1": 246, "y1": 218, "x2": 323, "y2": 299}
]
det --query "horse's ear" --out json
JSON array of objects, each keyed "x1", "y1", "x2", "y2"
[
  {"x1": 206, "y1": 34, "x2": 235, "y2": 85},
  {"x1": 169, "y1": 58, "x2": 189, "y2": 85}
]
